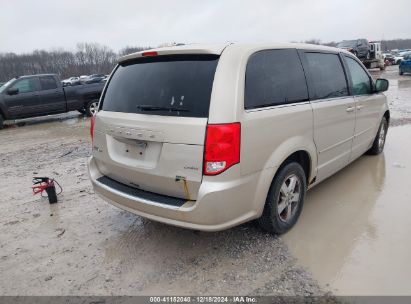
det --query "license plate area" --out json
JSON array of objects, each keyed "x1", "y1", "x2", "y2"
[
  {"x1": 105, "y1": 135, "x2": 162, "y2": 169},
  {"x1": 114, "y1": 137, "x2": 147, "y2": 160}
]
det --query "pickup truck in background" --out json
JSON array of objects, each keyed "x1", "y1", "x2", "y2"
[{"x1": 0, "y1": 74, "x2": 104, "y2": 129}]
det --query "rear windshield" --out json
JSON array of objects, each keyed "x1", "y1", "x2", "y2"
[{"x1": 101, "y1": 55, "x2": 219, "y2": 118}]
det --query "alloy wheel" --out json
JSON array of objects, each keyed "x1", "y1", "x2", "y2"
[
  {"x1": 277, "y1": 174, "x2": 301, "y2": 223},
  {"x1": 89, "y1": 101, "x2": 99, "y2": 115},
  {"x1": 378, "y1": 123, "x2": 386, "y2": 150}
]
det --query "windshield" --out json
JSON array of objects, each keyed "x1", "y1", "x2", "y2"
[
  {"x1": 0, "y1": 78, "x2": 16, "y2": 93},
  {"x1": 337, "y1": 40, "x2": 357, "y2": 48},
  {"x1": 101, "y1": 54, "x2": 219, "y2": 118}
]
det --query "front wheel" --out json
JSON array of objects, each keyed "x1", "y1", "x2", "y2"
[
  {"x1": 258, "y1": 162, "x2": 307, "y2": 234},
  {"x1": 85, "y1": 100, "x2": 99, "y2": 117},
  {"x1": 368, "y1": 117, "x2": 388, "y2": 155}
]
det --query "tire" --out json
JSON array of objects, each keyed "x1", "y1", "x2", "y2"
[
  {"x1": 399, "y1": 69, "x2": 403, "y2": 75},
  {"x1": 85, "y1": 99, "x2": 99, "y2": 117},
  {"x1": 0, "y1": 114, "x2": 4, "y2": 130},
  {"x1": 368, "y1": 117, "x2": 388, "y2": 155},
  {"x1": 258, "y1": 162, "x2": 307, "y2": 234}
]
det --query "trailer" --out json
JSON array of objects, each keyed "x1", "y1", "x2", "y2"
[{"x1": 361, "y1": 42, "x2": 385, "y2": 70}]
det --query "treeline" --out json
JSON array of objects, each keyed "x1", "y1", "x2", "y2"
[
  {"x1": 380, "y1": 39, "x2": 411, "y2": 51},
  {"x1": 2, "y1": 39, "x2": 411, "y2": 82},
  {"x1": 304, "y1": 38, "x2": 411, "y2": 51},
  {"x1": 0, "y1": 43, "x2": 150, "y2": 82}
]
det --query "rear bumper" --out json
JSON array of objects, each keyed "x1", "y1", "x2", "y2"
[{"x1": 88, "y1": 156, "x2": 264, "y2": 231}]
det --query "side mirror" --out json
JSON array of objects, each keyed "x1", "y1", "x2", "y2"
[
  {"x1": 7, "y1": 88, "x2": 19, "y2": 95},
  {"x1": 375, "y1": 79, "x2": 389, "y2": 92}
]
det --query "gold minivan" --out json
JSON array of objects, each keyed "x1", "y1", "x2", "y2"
[{"x1": 88, "y1": 43, "x2": 389, "y2": 234}]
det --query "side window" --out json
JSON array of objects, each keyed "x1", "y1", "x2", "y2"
[
  {"x1": 40, "y1": 76, "x2": 58, "y2": 90},
  {"x1": 305, "y1": 52, "x2": 349, "y2": 100},
  {"x1": 344, "y1": 56, "x2": 373, "y2": 95},
  {"x1": 10, "y1": 78, "x2": 38, "y2": 93},
  {"x1": 244, "y1": 49, "x2": 308, "y2": 109}
]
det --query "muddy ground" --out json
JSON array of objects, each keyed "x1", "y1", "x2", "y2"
[
  {"x1": 0, "y1": 116, "x2": 325, "y2": 296},
  {"x1": 0, "y1": 65, "x2": 410, "y2": 296}
]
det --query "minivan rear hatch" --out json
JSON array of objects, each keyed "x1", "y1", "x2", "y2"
[{"x1": 92, "y1": 53, "x2": 220, "y2": 201}]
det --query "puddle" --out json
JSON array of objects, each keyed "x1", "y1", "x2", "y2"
[{"x1": 282, "y1": 125, "x2": 411, "y2": 295}]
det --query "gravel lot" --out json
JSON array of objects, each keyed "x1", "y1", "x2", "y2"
[{"x1": 0, "y1": 117, "x2": 327, "y2": 296}]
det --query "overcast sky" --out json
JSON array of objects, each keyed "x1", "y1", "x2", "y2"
[{"x1": 1, "y1": 0, "x2": 410, "y2": 53}]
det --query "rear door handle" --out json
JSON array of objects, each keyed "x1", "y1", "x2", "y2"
[{"x1": 346, "y1": 106, "x2": 355, "y2": 112}]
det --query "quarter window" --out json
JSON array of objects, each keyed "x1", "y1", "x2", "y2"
[
  {"x1": 10, "y1": 78, "x2": 38, "y2": 93},
  {"x1": 244, "y1": 49, "x2": 308, "y2": 109},
  {"x1": 344, "y1": 56, "x2": 373, "y2": 95},
  {"x1": 305, "y1": 52, "x2": 349, "y2": 100},
  {"x1": 40, "y1": 76, "x2": 58, "y2": 90}
]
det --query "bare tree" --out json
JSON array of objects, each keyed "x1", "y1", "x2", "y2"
[{"x1": 0, "y1": 42, "x2": 148, "y2": 82}]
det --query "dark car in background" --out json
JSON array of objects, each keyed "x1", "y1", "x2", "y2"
[
  {"x1": 337, "y1": 39, "x2": 371, "y2": 59},
  {"x1": 84, "y1": 74, "x2": 106, "y2": 84},
  {"x1": 0, "y1": 74, "x2": 104, "y2": 129}
]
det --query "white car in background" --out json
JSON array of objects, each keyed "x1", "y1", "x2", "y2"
[
  {"x1": 62, "y1": 76, "x2": 80, "y2": 86},
  {"x1": 79, "y1": 75, "x2": 90, "y2": 83}
]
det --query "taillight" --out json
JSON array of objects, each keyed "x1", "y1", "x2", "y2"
[
  {"x1": 142, "y1": 51, "x2": 158, "y2": 57},
  {"x1": 204, "y1": 123, "x2": 241, "y2": 175},
  {"x1": 90, "y1": 114, "x2": 96, "y2": 142}
]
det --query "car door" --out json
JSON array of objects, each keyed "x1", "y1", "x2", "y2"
[
  {"x1": 3, "y1": 77, "x2": 40, "y2": 119},
  {"x1": 38, "y1": 75, "x2": 66, "y2": 114},
  {"x1": 343, "y1": 55, "x2": 385, "y2": 161},
  {"x1": 401, "y1": 54, "x2": 411, "y2": 72},
  {"x1": 300, "y1": 51, "x2": 356, "y2": 182}
]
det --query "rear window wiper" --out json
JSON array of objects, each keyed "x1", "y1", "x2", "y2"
[{"x1": 137, "y1": 105, "x2": 189, "y2": 112}]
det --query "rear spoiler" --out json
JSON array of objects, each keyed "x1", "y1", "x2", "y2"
[{"x1": 118, "y1": 43, "x2": 230, "y2": 64}]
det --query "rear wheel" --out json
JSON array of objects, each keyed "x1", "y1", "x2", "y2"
[
  {"x1": 399, "y1": 68, "x2": 403, "y2": 75},
  {"x1": 368, "y1": 117, "x2": 388, "y2": 155},
  {"x1": 258, "y1": 162, "x2": 306, "y2": 234},
  {"x1": 0, "y1": 114, "x2": 4, "y2": 130},
  {"x1": 85, "y1": 100, "x2": 99, "y2": 117}
]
